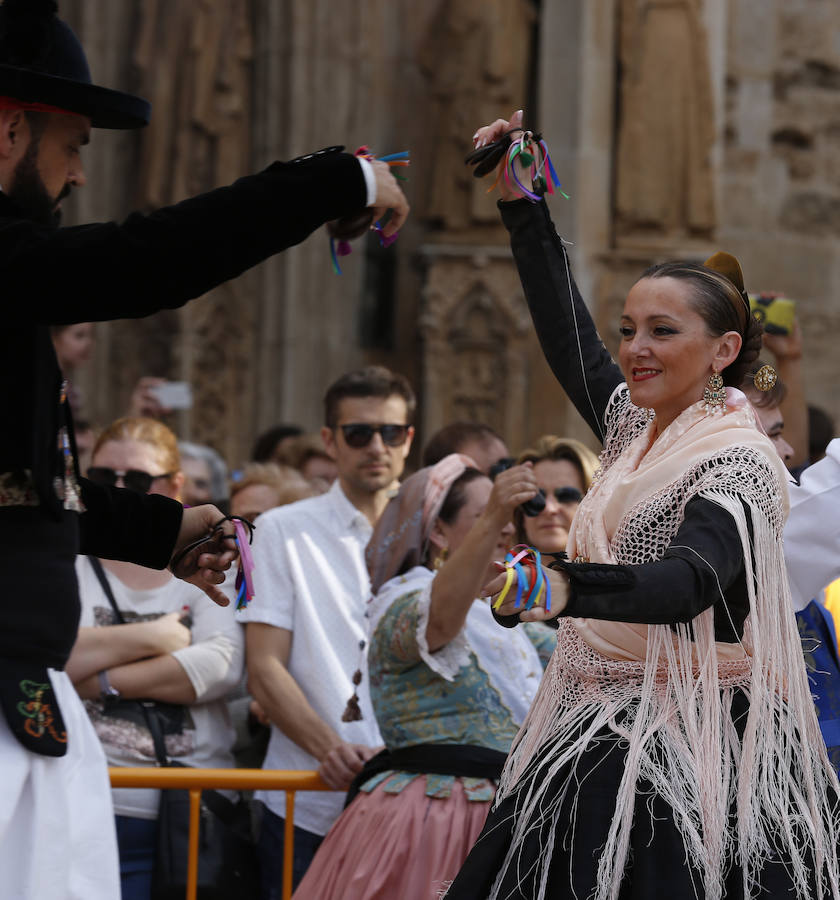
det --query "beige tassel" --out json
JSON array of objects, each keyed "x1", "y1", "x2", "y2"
[{"x1": 341, "y1": 668, "x2": 363, "y2": 722}]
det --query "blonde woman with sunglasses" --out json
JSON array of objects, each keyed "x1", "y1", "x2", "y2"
[{"x1": 65, "y1": 418, "x2": 243, "y2": 900}]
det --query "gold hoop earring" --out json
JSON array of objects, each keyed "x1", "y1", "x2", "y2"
[{"x1": 703, "y1": 371, "x2": 727, "y2": 413}]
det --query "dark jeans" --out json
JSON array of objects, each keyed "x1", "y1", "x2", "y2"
[
  {"x1": 115, "y1": 815, "x2": 158, "y2": 900},
  {"x1": 257, "y1": 802, "x2": 323, "y2": 898}
]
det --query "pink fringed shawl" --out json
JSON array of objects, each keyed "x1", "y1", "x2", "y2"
[{"x1": 495, "y1": 386, "x2": 840, "y2": 900}]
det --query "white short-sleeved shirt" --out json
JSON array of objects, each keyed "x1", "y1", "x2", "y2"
[
  {"x1": 237, "y1": 480, "x2": 383, "y2": 835},
  {"x1": 785, "y1": 439, "x2": 840, "y2": 609}
]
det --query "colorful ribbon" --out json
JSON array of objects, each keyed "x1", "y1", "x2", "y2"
[
  {"x1": 329, "y1": 146, "x2": 410, "y2": 274},
  {"x1": 486, "y1": 131, "x2": 568, "y2": 203},
  {"x1": 492, "y1": 545, "x2": 552, "y2": 613},
  {"x1": 234, "y1": 518, "x2": 256, "y2": 610}
]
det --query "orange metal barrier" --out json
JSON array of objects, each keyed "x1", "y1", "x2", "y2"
[{"x1": 109, "y1": 767, "x2": 330, "y2": 900}]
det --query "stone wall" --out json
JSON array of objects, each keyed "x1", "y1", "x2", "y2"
[
  {"x1": 564, "y1": 0, "x2": 840, "y2": 434},
  {"x1": 61, "y1": 0, "x2": 581, "y2": 467},
  {"x1": 59, "y1": 0, "x2": 840, "y2": 471},
  {"x1": 63, "y1": 0, "x2": 416, "y2": 466},
  {"x1": 721, "y1": 0, "x2": 840, "y2": 423}
]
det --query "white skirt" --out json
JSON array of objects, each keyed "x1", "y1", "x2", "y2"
[{"x1": 0, "y1": 669, "x2": 119, "y2": 900}]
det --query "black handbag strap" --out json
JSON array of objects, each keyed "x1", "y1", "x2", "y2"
[
  {"x1": 89, "y1": 556, "x2": 126, "y2": 624},
  {"x1": 164, "y1": 761, "x2": 238, "y2": 822},
  {"x1": 88, "y1": 556, "x2": 171, "y2": 766},
  {"x1": 141, "y1": 701, "x2": 170, "y2": 766}
]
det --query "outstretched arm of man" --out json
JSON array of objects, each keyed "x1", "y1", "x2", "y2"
[
  {"x1": 79, "y1": 483, "x2": 237, "y2": 607},
  {"x1": 246, "y1": 622, "x2": 381, "y2": 789},
  {"x1": 10, "y1": 149, "x2": 409, "y2": 326}
]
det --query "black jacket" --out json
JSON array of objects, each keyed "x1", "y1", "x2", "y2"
[
  {"x1": 1, "y1": 146, "x2": 366, "y2": 528},
  {"x1": 0, "y1": 147, "x2": 368, "y2": 671}
]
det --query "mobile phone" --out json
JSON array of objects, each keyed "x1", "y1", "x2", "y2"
[
  {"x1": 149, "y1": 381, "x2": 193, "y2": 410},
  {"x1": 488, "y1": 457, "x2": 546, "y2": 517},
  {"x1": 748, "y1": 293, "x2": 796, "y2": 336}
]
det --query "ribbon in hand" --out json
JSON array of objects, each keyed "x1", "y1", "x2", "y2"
[{"x1": 492, "y1": 545, "x2": 551, "y2": 613}]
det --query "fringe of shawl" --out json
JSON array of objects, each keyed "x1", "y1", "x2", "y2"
[{"x1": 491, "y1": 493, "x2": 840, "y2": 900}]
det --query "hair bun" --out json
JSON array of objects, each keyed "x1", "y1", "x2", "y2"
[
  {"x1": 703, "y1": 251, "x2": 745, "y2": 293},
  {"x1": 703, "y1": 250, "x2": 751, "y2": 335}
]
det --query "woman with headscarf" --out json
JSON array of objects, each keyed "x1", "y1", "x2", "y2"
[
  {"x1": 443, "y1": 112, "x2": 840, "y2": 899},
  {"x1": 293, "y1": 454, "x2": 553, "y2": 900}
]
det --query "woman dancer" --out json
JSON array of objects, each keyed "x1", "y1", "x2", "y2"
[
  {"x1": 294, "y1": 455, "x2": 553, "y2": 900},
  {"x1": 446, "y1": 113, "x2": 840, "y2": 899}
]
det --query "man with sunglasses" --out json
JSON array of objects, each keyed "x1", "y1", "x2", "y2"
[{"x1": 241, "y1": 366, "x2": 415, "y2": 895}]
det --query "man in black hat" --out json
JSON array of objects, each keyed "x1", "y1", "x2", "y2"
[{"x1": 0, "y1": 1, "x2": 409, "y2": 896}]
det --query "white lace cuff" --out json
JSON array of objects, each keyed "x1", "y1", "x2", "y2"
[{"x1": 414, "y1": 577, "x2": 471, "y2": 681}]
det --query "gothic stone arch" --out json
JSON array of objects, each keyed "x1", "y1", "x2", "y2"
[{"x1": 420, "y1": 253, "x2": 531, "y2": 448}]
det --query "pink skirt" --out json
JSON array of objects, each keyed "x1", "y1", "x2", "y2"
[{"x1": 293, "y1": 775, "x2": 493, "y2": 900}]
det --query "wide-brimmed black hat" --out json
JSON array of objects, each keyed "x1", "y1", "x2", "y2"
[{"x1": 0, "y1": 0, "x2": 149, "y2": 129}]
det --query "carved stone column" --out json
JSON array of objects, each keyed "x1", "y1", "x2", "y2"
[
  {"x1": 61, "y1": 0, "x2": 258, "y2": 467},
  {"x1": 420, "y1": 249, "x2": 529, "y2": 443},
  {"x1": 418, "y1": 246, "x2": 584, "y2": 450},
  {"x1": 249, "y1": 0, "x2": 403, "y2": 434},
  {"x1": 130, "y1": 0, "x2": 256, "y2": 465},
  {"x1": 413, "y1": 0, "x2": 583, "y2": 454},
  {"x1": 614, "y1": 0, "x2": 717, "y2": 244}
]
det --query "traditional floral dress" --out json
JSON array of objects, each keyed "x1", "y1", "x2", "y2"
[{"x1": 293, "y1": 565, "x2": 553, "y2": 900}]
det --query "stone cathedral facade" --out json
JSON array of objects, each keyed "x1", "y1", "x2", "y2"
[{"x1": 63, "y1": 0, "x2": 840, "y2": 466}]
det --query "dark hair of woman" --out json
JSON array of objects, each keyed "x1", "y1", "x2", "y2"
[
  {"x1": 437, "y1": 468, "x2": 485, "y2": 525},
  {"x1": 641, "y1": 261, "x2": 763, "y2": 388},
  {"x1": 251, "y1": 424, "x2": 303, "y2": 462}
]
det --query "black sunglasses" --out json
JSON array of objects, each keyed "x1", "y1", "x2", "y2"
[
  {"x1": 87, "y1": 466, "x2": 175, "y2": 494},
  {"x1": 338, "y1": 423, "x2": 409, "y2": 449},
  {"x1": 551, "y1": 486, "x2": 583, "y2": 505}
]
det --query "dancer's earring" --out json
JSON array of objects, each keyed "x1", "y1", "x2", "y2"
[{"x1": 703, "y1": 371, "x2": 727, "y2": 413}]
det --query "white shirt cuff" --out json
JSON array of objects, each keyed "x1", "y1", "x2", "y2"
[
  {"x1": 414, "y1": 578, "x2": 471, "y2": 681},
  {"x1": 357, "y1": 157, "x2": 376, "y2": 208}
]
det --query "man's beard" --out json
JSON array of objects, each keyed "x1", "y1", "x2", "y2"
[{"x1": 6, "y1": 144, "x2": 67, "y2": 228}]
